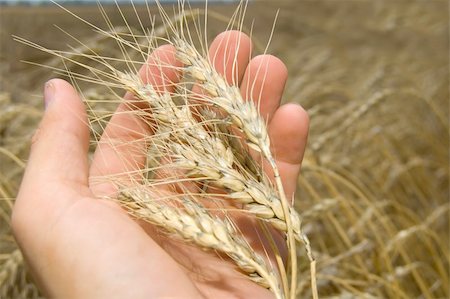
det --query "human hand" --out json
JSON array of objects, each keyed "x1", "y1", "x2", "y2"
[{"x1": 12, "y1": 31, "x2": 309, "y2": 299}]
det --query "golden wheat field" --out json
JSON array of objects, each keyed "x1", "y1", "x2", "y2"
[{"x1": 0, "y1": 1, "x2": 449, "y2": 298}]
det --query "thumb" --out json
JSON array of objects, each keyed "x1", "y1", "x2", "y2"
[
  {"x1": 23, "y1": 79, "x2": 90, "y2": 193},
  {"x1": 12, "y1": 79, "x2": 90, "y2": 268}
]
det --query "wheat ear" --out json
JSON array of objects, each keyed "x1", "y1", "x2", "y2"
[
  {"x1": 119, "y1": 189, "x2": 283, "y2": 299},
  {"x1": 172, "y1": 36, "x2": 316, "y2": 297},
  {"x1": 117, "y1": 70, "x2": 309, "y2": 241},
  {"x1": 118, "y1": 72, "x2": 278, "y2": 215}
]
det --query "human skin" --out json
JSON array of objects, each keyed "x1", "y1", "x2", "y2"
[{"x1": 12, "y1": 31, "x2": 309, "y2": 299}]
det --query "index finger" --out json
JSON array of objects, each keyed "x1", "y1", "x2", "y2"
[{"x1": 89, "y1": 45, "x2": 181, "y2": 197}]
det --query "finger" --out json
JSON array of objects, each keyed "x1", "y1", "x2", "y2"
[
  {"x1": 208, "y1": 30, "x2": 252, "y2": 85},
  {"x1": 26, "y1": 79, "x2": 90, "y2": 188},
  {"x1": 90, "y1": 45, "x2": 181, "y2": 197},
  {"x1": 240, "y1": 55, "x2": 287, "y2": 121},
  {"x1": 268, "y1": 103, "x2": 309, "y2": 200},
  {"x1": 14, "y1": 79, "x2": 90, "y2": 221},
  {"x1": 239, "y1": 55, "x2": 287, "y2": 187}
]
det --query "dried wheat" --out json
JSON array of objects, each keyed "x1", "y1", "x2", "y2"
[{"x1": 119, "y1": 189, "x2": 283, "y2": 299}]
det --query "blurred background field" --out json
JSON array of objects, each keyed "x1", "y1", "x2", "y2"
[{"x1": 0, "y1": 1, "x2": 449, "y2": 298}]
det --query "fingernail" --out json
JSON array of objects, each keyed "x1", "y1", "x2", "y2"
[{"x1": 44, "y1": 81, "x2": 55, "y2": 109}]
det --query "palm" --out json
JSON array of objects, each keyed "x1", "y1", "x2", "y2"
[{"x1": 12, "y1": 31, "x2": 309, "y2": 299}]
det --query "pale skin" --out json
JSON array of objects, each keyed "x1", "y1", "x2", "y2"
[{"x1": 12, "y1": 31, "x2": 309, "y2": 299}]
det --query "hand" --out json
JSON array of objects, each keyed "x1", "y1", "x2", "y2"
[{"x1": 12, "y1": 31, "x2": 309, "y2": 299}]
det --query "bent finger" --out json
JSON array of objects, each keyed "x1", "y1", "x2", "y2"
[
  {"x1": 268, "y1": 103, "x2": 309, "y2": 200},
  {"x1": 240, "y1": 54, "x2": 287, "y2": 122}
]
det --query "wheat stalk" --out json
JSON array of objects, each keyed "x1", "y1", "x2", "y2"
[
  {"x1": 0, "y1": 250, "x2": 22, "y2": 296},
  {"x1": 0, "y1": 249, "x2": 41, "y2": 299}
]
